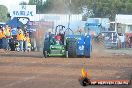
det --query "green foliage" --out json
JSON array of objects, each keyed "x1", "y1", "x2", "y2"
[
  {"x1": 0, "y1": 5, "x2": 8, "y2": 22},
  {"x1": 28, "y1": 0, "x2": 52, "y2": 13},
  {"x1": 19, "y1": 1, "x2": 28, "y2": 5},
  {"x1": 68, "y1": 0, "x2": 132, "y2": 20},
  {"x1": 29, "y1": 0, "x2": 132, "y2": 20},
  {"x1": 28, "y1": 0, "x2": 34, "y2": 5}
]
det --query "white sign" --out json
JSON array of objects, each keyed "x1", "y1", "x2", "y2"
[{"x1": 10, "y1": 5, "x2": 36, "y2": 21}]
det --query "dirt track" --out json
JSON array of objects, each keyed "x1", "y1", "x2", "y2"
[{"x1": 0, "y1": 43, "x2": 132, "y2": 88}]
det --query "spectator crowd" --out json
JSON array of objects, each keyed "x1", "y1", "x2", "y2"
[{"x1": 0, "y1": 24, "x2": 31, "y2": 52}]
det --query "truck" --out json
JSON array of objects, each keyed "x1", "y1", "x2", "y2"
[{"x1": 84, "y1": 18, "x2": 110, "y2": 37}]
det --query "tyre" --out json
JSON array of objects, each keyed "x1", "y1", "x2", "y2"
[
  {"x1": 79, "y1": 77, "x2": 91, "y2": 86},
  {"x1": 66, "y1": 38, "x2": 77, "y2": 58}
]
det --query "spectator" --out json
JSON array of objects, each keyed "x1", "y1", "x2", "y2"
[
  {"x1": 11, "y1": 25, "x2": 17, "y2": 37},
  {"x1": 0, "y1": 26, "x2": 5, "y2": 49},
  {"x1": 118, "y1": 33, "x2": 125, "y2": 48},
  {"x1": 79, "y1": 29, "x2": 83, "y2": 35},
  {"x1": 129, "y1": 36, "x2": 132, "y2": 48},
  {"x1": 4, "y1": 24, "x2": 12, "y2": 50},
  {"x1": 17, "y1": 27, "x2": 23, "y2": 35},
  {"x1": 24, "y1": 33, "x2": 30, "y2": 52},
  {"x1": 125, "y1": 35, "x2": 131, "y2": 48},
  {"x1": 59, "y1": 29, "x2": 64, "y2": 44},
  {"x1": 16, "y1": 27, "x2": 24, "y2": 51}
]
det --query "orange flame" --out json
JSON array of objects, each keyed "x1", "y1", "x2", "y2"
[{"x1": 81, "y1": 67, "x2": 89, "y2": 78}]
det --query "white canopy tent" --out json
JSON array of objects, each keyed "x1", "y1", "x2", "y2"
[
  {"x1": 115, "y1": 14, "x2": 132, "y2": 33},
  {"x1": 115, "y1": 14, "x2": 132, "y2": 25}
]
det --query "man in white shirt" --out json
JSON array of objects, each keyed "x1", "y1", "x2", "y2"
[{"x1": 118, "y1": 33, "x2": 125, "y2": 48}]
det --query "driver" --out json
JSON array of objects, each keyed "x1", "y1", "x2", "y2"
[
  {"x1": 59, "y1": 29, "x2": 64, "y2": 44},
  {"x1": 55, "y1": 33, "x2": 62, "y2": 45}
]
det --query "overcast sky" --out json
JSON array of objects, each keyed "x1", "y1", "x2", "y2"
[{"x1": 0, "y1": 0, "x2": 29, "y2": 10}]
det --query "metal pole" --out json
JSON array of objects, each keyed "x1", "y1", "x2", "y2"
[
  {"x1": 64, "y1": 0, "x2": 71, "y2": 32},
  {"x1": 93, "y1": 0, "x2": 96, "y2": 16},
  {"x1": 115, "y1": 15, "x2": 117, "y2": 32},
  {"x1": 68, "y1": 0, "x2": 71, "y2": 32},
  {"x1": 68, "y1": 14, "x2": 70, "y2": 28}
]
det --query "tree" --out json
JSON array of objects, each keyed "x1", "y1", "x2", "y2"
[
  {"x1": 19, "y1": 1, "x2": 28, "y2": 5},
  {"x1": 67, "y1": 0, "x2": 132, "y2": 20},
  {"x1": 28, "y1": 0, "x2": 52, "y2": 13},
  {"x1": 0, "y1": 5, "x2": 8, "y2": 22},
  {"x1": 29, "y1": 0, "x2": 132, "y2": 20}
]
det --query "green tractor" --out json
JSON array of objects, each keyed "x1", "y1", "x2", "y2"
[
  {"x1": 43, "y1": 25, "x2": 92, "y2": 58},
  {"x1": 43, "y1": 25, "x2": 68, "y2": 58}
]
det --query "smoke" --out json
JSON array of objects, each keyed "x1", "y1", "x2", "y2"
[{"x1": 31, "y1": 21, "x2": 53, "y2": 51}]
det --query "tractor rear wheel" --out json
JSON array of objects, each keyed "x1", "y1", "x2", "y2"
[{"x1": 66, "y1": 38, "x2": 77, "y2": 58}]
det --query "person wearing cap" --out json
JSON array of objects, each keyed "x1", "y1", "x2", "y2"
[
  {"x1": 24, "y1": 33, "x2": 31, "y2": 52},
  {"x1": 16, "y1": 27, "x2": 24, "y2": 51},
  {"x1": 59, "y1": 29, "x2": 64, "y2": 44},
  {"x1": 0, "y1": 26, "x2": 5, "y2": 49},
  {"x1": 54, "y1": 33, "x2": 62, "y2": 45}
]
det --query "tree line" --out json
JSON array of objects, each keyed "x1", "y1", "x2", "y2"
[
  {"x1": 24, "y1": 0, "x2": 132, "y2": 20},
  {"x1": 1, "y1": 0, "x2": 132, "y2": 22}
]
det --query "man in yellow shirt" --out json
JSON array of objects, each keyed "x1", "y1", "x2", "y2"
[
  {"x1": 5, "y1": 25, "x2": 12, "y2": 50},
  {"x1": 0, "y1": 26, "x2": 5, "y2": 49},
  {"x1": 16, "y1": 28, "x2": 24, "y2": 51},
  {"x1": 24, "y1": 33, "x2": 31, "y2": 52}
]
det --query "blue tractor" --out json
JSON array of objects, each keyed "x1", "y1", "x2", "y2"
[{"x1": 43, "y1": 25, "x2": 92, "y2": 58}]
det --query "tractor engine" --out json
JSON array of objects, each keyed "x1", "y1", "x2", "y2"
[{"x1": 49, "y1": 35, "x2": 65, "y2": 55}]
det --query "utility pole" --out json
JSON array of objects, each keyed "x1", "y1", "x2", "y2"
[
  {"x1": 93, "y1": 0, "x2": 96, "y2": 17},
  {"x1": 64, "y1": 0, "x2": 71, "y2": 33},
  {"x1": 68, "y1": 0, "x2": 71, "y2": 33}
]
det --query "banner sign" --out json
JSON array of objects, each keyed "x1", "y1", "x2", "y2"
[{"x1": 10, "y1": 5, "x2": 36, "y2": 19}]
